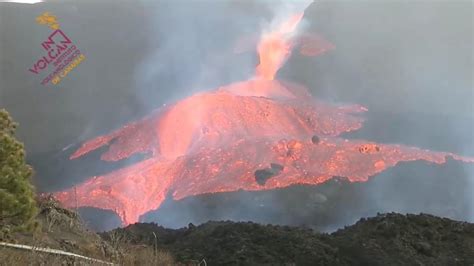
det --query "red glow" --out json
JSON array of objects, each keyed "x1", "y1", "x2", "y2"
[{"x1": 54, "y1": 13, "x2": 474, "y2": 225}]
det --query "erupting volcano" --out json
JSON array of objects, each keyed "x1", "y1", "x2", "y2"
[{"x1": 54, "y1": 11, "x2": 474, "y2": 225}]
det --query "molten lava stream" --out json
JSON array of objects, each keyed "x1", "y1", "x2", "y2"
[{"x1": 53, "y1": 10, "x2": 474, "y2": 225}]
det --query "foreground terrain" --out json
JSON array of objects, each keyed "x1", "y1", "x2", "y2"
[
  {"x1": 105, "y1": 213, "x2": 474, "y2": 265},
  {"x1": 1, "y1": 198, "x2": 473, "y2": 265}
]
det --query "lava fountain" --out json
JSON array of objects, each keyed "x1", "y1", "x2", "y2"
[{"x1": 54, "y1": 11, "x2": 474, "y2": 225}]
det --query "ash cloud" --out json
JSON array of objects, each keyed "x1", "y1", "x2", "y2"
[{"x1": 133, "y1": 1, "x2": 260, "y2": 109}]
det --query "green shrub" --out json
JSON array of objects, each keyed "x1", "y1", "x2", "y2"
[{"x1": 0, "y1": 109, "x2": 37, "y2": 237}]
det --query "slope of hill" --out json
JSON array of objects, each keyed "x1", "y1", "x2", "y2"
[
  {"x1": 104, "y1": 213, "x2": 474, "y2": 265},
  {"x1": 1, "y1": 197, "x2": 472, "y2": 265}
]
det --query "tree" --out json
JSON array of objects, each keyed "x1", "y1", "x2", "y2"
[{"x1": 0, "y1": 109, "x2": 37, "y2": 235}]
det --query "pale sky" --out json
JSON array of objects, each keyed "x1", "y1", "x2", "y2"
[{"x1": 0, "y1": 0, "x2": 42, "y2": 3}]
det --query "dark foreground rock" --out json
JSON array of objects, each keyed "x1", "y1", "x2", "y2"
[
  {"x1": 103, "y1": 213, "x2": 474, "y2": 265},
  {"x1": 330, "y1": 213, "x2": 474, "y2": 266}
]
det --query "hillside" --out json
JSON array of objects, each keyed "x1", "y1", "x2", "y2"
[
  {"x1": 1, "y1": 196, "x2": 473, "y2": 265},
  {"x1": 104, "y1": 213, "x2": 474, "y2": 265}
]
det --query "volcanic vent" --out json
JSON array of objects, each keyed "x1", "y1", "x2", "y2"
[{"x1": 54, "y1": 11, "x2": 474, "y2": 225}]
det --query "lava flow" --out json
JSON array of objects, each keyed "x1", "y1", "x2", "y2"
[{"x1": 54, "y1": 11, "x2": 473, "y2": 225}]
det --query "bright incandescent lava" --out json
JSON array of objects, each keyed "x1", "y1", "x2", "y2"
[{"x1": 54, "y1": 12, "x2": 473, "y2": 225}]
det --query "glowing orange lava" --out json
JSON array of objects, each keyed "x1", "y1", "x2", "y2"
[
  {"x1": 54, "y1": 12, "x2": 473, "y2": 225},
  {"x1": 256, "y1": 13, "x2": 304, "y2": 80}
]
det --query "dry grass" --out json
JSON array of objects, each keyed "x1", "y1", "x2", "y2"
[
  {"x1": 1, "y1": 196, "x2": 177, "y2": 265},
  {"x1": 120, "y1": 246, "x2": 175, "y2": 266},
  {"x1": 0, "y1": 247, "x2": 104, "y2": 265},
  {"x1": 0, "y1": 246, "x2": 175, "y2": 266},
  {"x1": 109, "y1": 230, "x2": 175, "y2": 265}
]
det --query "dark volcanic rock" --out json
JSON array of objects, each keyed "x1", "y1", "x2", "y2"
[
  {"x1": 254, "y1": 169, "x2": 276, "y2": 185},
  {"x1": 270, "y1": 163, "x2": 284, "y2": 172},
  {"x1": 104, "y1": 213, "x2": 474, "y2": 265},
  {"x1": 330, "y1": 213, "x2": 474, "y2": 266},
  {"x1": 311, "y1": 135, "x2": 320, "y2": 144},
  {"x1": 255, "y1": 164, "x2": 284, "y2": 186}
]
